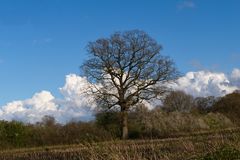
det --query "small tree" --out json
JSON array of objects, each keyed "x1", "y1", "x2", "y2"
[
  {"x1": 82, "y1": 30, "x2": 178, "y2": 139},
  {"x1": 162, "y1": 91, "x2": 195, "y2": 113},
  {"x1": 194, "y1": 96, "x2": 219, "y2": 113}
]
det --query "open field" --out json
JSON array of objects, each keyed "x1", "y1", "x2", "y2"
[{"x1": 1, "y1": 128, "x2": 240, "y2": 160}]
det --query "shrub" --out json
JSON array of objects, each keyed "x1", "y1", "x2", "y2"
[
  {"x1": 203, "y1": 113, "x2": 234, "y2": 130},
  {"x1": 0, "y1": 121, "x2": 30, "y2": 148},
  {"x1": 95, "y1": 111, "x2": 121, "y2": 138}
]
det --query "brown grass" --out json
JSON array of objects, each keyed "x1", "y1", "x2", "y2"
[{"x1": 1, "y1": 128, "x2": 240, "y2": 160}]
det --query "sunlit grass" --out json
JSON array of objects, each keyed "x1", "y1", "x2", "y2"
[{"x1": 1, "y1": 128, "x2": 240, "y2": 160}]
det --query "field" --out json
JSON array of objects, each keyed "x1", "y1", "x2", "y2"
[{"x1": 1, "y1": 128, "x2": 240, "y2": 160}]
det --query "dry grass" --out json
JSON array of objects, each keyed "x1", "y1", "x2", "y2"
[{"x1": 1, "y1": 128, "x2": 240, "y2": 160}]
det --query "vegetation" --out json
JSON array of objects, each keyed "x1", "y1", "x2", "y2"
[
  {"x1": 0, "y1": 91, "x2": 239, "y2": 159},
  {"x1": 0, "y1": 92, "x2": 240, "y2": 160},
  {"x1": 196, "y1": 146, "x2": 240, "y2": 160},
  {"x1": 0, "y1": 92, "x2": 239, "y2": 149},
  {"x1": 1, "y1": 129, "x2": 240, "y2": 160},
  {"x1": 212, "y1": 92, "x2": 240, "y2": 124}
]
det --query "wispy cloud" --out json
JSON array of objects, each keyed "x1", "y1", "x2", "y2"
[{"x1": 177, "y1": 0, "x2": 196, "y2": 10}]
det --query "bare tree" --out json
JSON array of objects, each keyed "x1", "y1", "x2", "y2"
[
  {"x1": 194, "y1": 96, "x2": 219, "y2": 113},
  {"x1": 81, "y1": 30, "x2": 178, "y2": 139},
  {"x1": 162, "y1": 91, "x2": 195, "y2": 113}
]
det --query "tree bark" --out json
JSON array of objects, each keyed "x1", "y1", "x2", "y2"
[{"x1": 121, "y1": 109, "x2": 128, "y2": 140}]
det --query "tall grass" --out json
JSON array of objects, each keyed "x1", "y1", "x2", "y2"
[{"x1": 1, "y1": 130, "x2": 240, "y2": 160}]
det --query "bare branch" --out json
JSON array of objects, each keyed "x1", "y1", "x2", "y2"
[{"x1": 82, "y1": 30, "x2": 179, "y2": 111}]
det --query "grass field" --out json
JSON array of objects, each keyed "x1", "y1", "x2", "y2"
[{"x1": 1, "y1": 128, "x2": 240, "y2": 160}]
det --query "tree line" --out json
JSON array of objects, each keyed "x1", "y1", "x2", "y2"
[{"x1": 0, "y1": 91, "x2": 239, "y2": 149}]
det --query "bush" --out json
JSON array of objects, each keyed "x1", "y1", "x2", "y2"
[
  {"x1": 145, "y1": 110, "x2": 210, "y2": 137},
  {"x1": 129, "y1": 108, "x2": 234, "y2": 138},
  {"x1": 203, "y1": 113, "x2": 234, "y2": 130},
  {"x1": 61, "y1": 121, "x2": 113, "y2": 143},
  {"x1": 95, "y1": 111, "x2": 121, "y2": 138},
  {"x1": 0, "y1": 121, "x2": 30, "y2": 148}
]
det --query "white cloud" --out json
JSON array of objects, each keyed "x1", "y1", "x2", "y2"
[
  {"x1": 230, "y1": 68, "x2": 240, "y2": 87},
  {"x1": 59, "y1": 74, "x2": 96, "y2": 110},
  {"x1": 231, "y1": 68, "x2": 240, "y2": 80},
  {"x1": 0, "y1": 69, "x2": 240, "y2": 123},
  {"x1": 0, "y1": 91, "x2": 58, "y2": 123},
  {"x1": 0, "y1": 75, "x2": 95, "y2": 124},
  {"x1": 171, "y1": 70, "x2": 239, "y2": 97}
]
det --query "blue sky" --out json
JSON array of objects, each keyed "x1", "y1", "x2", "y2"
[{"x1": 0, "y1": 0, "x2": 240, "y2": 106}]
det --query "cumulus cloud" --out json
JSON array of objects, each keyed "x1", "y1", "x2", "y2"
[
  {"x1": 0, "y1": 74, "x2": 96, "y2": 124},
  {"x1": 59, "y1": 74, "x2": 96, "y2": 110},
  {"x1": 171, "y1": 70, "x2": 239, "y2": 97},
  {"x1": 0, "y1": 91, "x2": 58, "y2": 123},
  {"x1": 0, "y1": 69, "x2": 240, "y2": 123}
]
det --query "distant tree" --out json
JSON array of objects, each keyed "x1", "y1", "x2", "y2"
[
  {"x1": 194, "y1": 96, "x2": 219, "y2": 113},
  {"x1": 82, "y1": 30, "x2": 178, "y2": 139},
  {"x1": 212, "y1": 92, "x2": 240, "y2": 124},
  {"x1": 41, "y1": 115, "x2": 56, "y2": 127},
  {"x1": 162, "y1": 91, "x2": 194, "y2": 112}
]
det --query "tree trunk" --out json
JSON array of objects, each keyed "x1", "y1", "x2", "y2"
[{"x1": 121, "y1": 109, "x2": 128, "y2": 140}]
